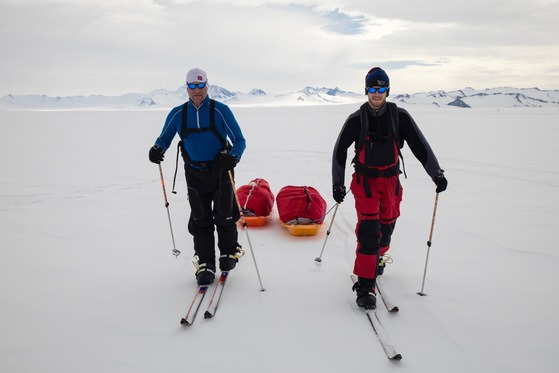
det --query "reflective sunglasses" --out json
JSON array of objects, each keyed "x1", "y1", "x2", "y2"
[
  {"x1": 187, "y1": 82, "x2": 207, "y2": 89},
  {"x1": 366, "y1": 86, "x2": 389, "y2": 94}
]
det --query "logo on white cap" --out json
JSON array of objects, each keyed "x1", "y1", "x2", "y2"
[{"x1": 186, "y1": 68, "x2": 208, "y2": 83}]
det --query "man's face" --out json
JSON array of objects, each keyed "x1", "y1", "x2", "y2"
[
  {"x1": 366, "y1": 86, "x2": 388, "y2": 109},
  {"x1": 187, "y1": 81, "x2": 208, "y2": 107}
]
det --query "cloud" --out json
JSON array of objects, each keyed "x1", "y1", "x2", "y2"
[
  {"x1": 0, "y1": 0, "x2": 558, "y2": 96},
  {"x1": 276, "y1": 4, "x2": 368, "y2": 35}
]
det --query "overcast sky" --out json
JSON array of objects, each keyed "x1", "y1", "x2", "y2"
[{"x1": 1, "y1": 0, "x2": 558, "y2": 97}]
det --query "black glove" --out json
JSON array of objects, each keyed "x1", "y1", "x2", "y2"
[
  {"x1": 333, "y1": 185, "x2": 347, "y2": 204},
  {"x1": 149, "y1": 145, "x2": 164, "y2": 164},
  {"x1": 219, "y1": 151, "x2": 238, "y2": 171},
  {"x1": 433, "y1": 170, "x2": 448, "y2": 193}
]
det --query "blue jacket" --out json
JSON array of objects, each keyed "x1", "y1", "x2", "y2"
[{"x1": 155, "y1": 96, "x2": 246, "y2": 163}]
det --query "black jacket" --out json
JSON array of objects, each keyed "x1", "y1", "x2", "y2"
[{"x1": 332, "y1": 102, "x2": 442, "y2": 187}]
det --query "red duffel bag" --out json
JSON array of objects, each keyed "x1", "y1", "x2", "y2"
[
  {"x1": 276, "y1": 185, "x2": 326, "y2": 225},
  {"x1": 236, "y1": 178, "x2": 275, "y2": 217}
]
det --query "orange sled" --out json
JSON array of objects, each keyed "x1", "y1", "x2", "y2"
[
  {"x1": 241, "y1": 215, "x2": 268, "y2": 227},
  {"x1": 280, "y1": 221, "x2": 322, "y2": 236}
]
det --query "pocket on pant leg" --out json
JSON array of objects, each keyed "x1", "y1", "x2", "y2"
[
  {"x1": 215, "y1": 178, "x2": 238, "y2": 222},
  {"x1": 187, "y1": 187, "x2": 204, "y2": 220},
  {"x1": 379, "y1": 177, "x2": 402, "y2": 222}
]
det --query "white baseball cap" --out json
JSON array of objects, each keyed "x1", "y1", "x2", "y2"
[{"x1": 186, "y1": 68, "x2": 208, "y2": 83}]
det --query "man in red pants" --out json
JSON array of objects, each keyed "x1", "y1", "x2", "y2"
[{"x1": 332, "y1": 67, "x2": 448, "y2": 309}]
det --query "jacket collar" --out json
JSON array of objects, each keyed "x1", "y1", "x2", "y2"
[
  {"x1": 189, "y1": 95, "x2": 211, "y2": 109},
  {"x1": 367, "y1": 101, "x2": 388, "y2": 116}
]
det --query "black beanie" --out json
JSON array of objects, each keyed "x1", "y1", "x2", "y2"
[{"x1": 365, "y1": 67, "x2": 390, "y2": 87}]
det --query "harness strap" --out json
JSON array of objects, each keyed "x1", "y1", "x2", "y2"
[
  {"x1": 178, "y1": 99, "x2": 230, "y2": 169},
  {"x1": 180, "y1": 100, "x2": 224, "y2": 145},
  {"x1": 172, "y1": 100, "x2": 225, "y2": 192},
  {"x1": 354, "y1": 162, "x2": 400, "y2": 178},
  {"x1": 386, "y1": 103, "x2": 407, "y2": 178},
  {"x1": 354, "y1": 163, "x2": 400, "y2": 198},
  {"x1": 353, "y1": 102, "x2": 407, "y2": 198},
  {"x1": 357, "y1": 103, "x2": 369, "y2": 150}
]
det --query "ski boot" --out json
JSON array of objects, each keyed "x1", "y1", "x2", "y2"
[
  {"x1": 193, "y1": 257, "x2": 216, "y2": 285},
  {"x1": 376, "y1": 254, "x2": 393, "y2": 276},
  {"x1": 219, "y1": 244, "x2": 245, "y2": 271},
  {"x1": 353, "y1": 277, "x2": 377, "y2": 310}
]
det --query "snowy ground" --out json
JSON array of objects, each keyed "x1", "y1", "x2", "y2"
[{"x1": 1, "y1": 104, "x2": 558, "y2": 372}]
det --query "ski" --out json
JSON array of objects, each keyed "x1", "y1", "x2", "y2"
[
  {"x1": 204, "y1": 271, "x2": 229, "y2": 319},
  {"x1": 376, "y1": 276, "x2": 399, "y2": 312},
  {"x1": 351, "y1": 275, "x2": 402, "y2": 360},
  {"x1": 180, "y1": 285, "x2": 209, "y2": 326},
  {"x1": 364, "y1": 308, "x2": 402, "y2": 360}
]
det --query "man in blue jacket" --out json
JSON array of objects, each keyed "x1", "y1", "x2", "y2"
[{"x1": 149, "y1": 68, "x2": 247, "y2": 285}]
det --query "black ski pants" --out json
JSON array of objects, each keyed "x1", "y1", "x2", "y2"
[{"x1": 185, "y1": 165, "x2": 240, "y2": 267}]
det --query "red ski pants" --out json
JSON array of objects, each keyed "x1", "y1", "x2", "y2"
[{"x1": 350, "y1": 173, "x2": 403, "y2": 279}]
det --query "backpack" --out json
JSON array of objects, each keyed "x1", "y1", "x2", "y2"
[
  {"x1": 236, "y1": 178, "x2": 275, "y2": 217},
  {"x1": 171, "y1": 100, "x2": 231, "y2": 192},
  {"x1": 276, "y1": 186, "x2": 327, "y2": 225},
  {"x1": 353, "y1": 101, "x2": 406, "y2": 178},
  {"x1": 178, "y1": 100, "x2": 231, "y2": 167}
]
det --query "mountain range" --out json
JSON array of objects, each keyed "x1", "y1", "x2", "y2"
[{"x1": 1, "y1": 86, "x2": 558, "y2": 109}]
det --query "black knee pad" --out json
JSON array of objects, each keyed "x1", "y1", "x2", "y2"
[
  {"x1": 357, "y1": 219, "x2": 381, "y2": 255},
  {"x1": 379, "y1": 222, "x2": 395, "y2": 248}
]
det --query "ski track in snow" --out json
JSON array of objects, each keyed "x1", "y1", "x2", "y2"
[{"x1": 1, "y1": 106, "x2": 558, "y2": 372}]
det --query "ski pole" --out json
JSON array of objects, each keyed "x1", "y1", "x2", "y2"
[
  {"x1": 228, "y1": 170, "x2": 265, "y2": 291},
  {"x1": 314, "y1": 203, "x2": 340, "y2": 263},
  {"x1": 417, "y1": 192, "x2": 440, "y2": 296},
  {"x1": 158, "y1": 164, "x2": 181, "y2": 257}
]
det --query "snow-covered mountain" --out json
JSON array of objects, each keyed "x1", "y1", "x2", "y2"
[
  {"x1": 1, "y1": 86, "x2": 558, "y2": 109},
  {"x1": 391, "y1": 87, "x2": 559, "y2": 108}
]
